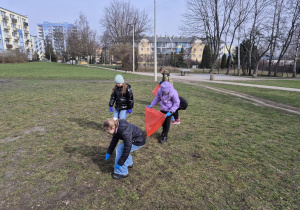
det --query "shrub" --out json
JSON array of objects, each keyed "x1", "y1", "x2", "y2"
[{"x1": 0, "y1": 50, "x2": 28, "y2": 63}]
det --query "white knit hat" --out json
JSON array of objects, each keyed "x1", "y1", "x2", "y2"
[{"x1": 114, "y1": 75, "x2": 124, "y2": 84}]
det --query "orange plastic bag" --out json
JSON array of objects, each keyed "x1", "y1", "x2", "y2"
[
  {"x1": 152, "y1": 84, "x2": 161, "y2": 96},
  {"x1": 145, "y1": 107, "x2": 166, "y2": 137}
]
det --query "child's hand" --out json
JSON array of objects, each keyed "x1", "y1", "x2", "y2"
[
  {"x1": 115, "y1": 164, "x2": 121, "y2": 170},
  {"x1": 165, "y1": 111, "x2": 172, "y2": 117},
  {"x1": 109, "y1": 107, "x2": 113, "y2": 113},
  {"x1": 127, "y1": 109, "x2": 132, "y2": 114},
  {"x1": 105, "y1": 153, "x2": 110, "y2": 161}
]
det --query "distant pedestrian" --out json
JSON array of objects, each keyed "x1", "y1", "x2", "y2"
[
  {"x1": 109, "y1": 75, "x2": 134, "y2": 120},
  {"x1": 159, "y1": 66, "x2": 173, "y2": 85},
  {"x1": 103, "y1": 118, "x2": 146, "y2": 180},
  {"x1": 146, "y1": 82, "x2": 180, "y2": 143}
]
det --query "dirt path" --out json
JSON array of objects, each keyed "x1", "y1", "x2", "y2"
[{"x1": 184, "y1": 82, "x2": 300, "y2": 116}]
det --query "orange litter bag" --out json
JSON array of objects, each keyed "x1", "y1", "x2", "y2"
[
  {"x1": 152, "y1": 84, "x2": 161, "y2": 96},
  {"x1": 145, "y1": 107, "x2": 166, "y2": 137}
]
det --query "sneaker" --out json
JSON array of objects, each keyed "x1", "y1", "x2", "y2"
[
  {"x1": 128, "y1": 164, "x2": 133, "y2": 168},
  {"x1": 159, "y1": 136, "x2": 168, "y2": 143},
  {"x1": 112, "y1": 173, "x2": 128, "y2": 180},
  {"x1": 172, "y1": 119, "x2": 180, "y2": 125}
]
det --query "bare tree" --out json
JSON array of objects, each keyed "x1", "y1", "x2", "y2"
[
  {"x1": 272, "y1": 0, "x2": 300, "y2": 76},
  {"x1": 224, "y1": 0, "x2": 251, "y2": 75},
  {"x1": 76, "y1": 14, "x2": 99, "y2": 65},
  {"x1": 100, "y1": 0, "x2": 151, "y2": 44},
  {"x1": 66, "y1": 29, "x2": 80, "y2": 64},
  {"x1": 244, "y1": 0, "x2": 271, "y2": 76},
  {"x1": 181, "y1": 0, "x2": 236, "y2": 73},
  {"x1": 267, "y1": 0, "x2": 285, "y2": 76},
  {"x1": 291, "y1": 25, "x2": 300, "y2": 77}
]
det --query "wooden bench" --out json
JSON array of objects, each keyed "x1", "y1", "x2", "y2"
[{"x1": 177, "y1": 69, "x2": 192, "y2": 76}]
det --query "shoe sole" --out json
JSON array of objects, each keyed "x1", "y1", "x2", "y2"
[
  {"x1": 112, "y1": 174, "x2": 129, "y2": 180},
  {"x1": 172, "y1": 122, "x2": 180, "y2": 124}
]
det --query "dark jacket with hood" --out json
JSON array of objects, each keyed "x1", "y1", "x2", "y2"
[
  {"x1": 107, "y1": 119, "x2": 145, "y2": 166},
  {"x1": 109, "y1": 84, "x2": 134, "y2": 110}
]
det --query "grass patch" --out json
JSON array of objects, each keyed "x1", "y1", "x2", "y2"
[
  {"x1": 232, "y1": 80, "x2": 300, "y2": 89},
  {"x1": 202, "y1": 82, "x2": 300, "y2": 108},
  {"x1": 0, "y1": 63, "x2": 299, "y2": 209}
]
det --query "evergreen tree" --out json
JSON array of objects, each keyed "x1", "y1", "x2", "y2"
[
  {"x1": 226, "y1": 55, "x2": 232, "y2": 68},
  {"x1": 45, "y1": 38, "x2": 57, "y2": 62},
  {"x1": 177, "y1": 47, "x2": 185, "y2": 67},
  {"x1": 201, "y1": 45, "x2": 212, "y2": 69},
  {"x1": 221, "y1": 54, "x2": 227, "y2": 69}
]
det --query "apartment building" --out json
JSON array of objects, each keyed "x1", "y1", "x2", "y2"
[
  {"x1": 31, "y1": 35, "x2": 45, "y2": 60},
  {"x1": 37, "y1": 22, "x2": 77, "y2": 54},
  {"x1": 0, "y1": 7, "x2": 31, "y2": 55},
  {"x1": 137, "y1": 35, "x2": 225, "y2": 64}
]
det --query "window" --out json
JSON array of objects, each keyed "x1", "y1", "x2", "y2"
[
  {"x1": 147, "y1": 48, "x2": 149, "y2": 51},
  {"x1": 10, "y1": 14, "x2": 15, "y2": 19},
  {"x1": 200, "y1": 49, "x2": 202, "y2": 52},
  {"x1": 141, "y1": 48, "x2": 143, "y2": 51},
  {"x1": 1, "y1": 11, "x2": 5, "y2": 17}
]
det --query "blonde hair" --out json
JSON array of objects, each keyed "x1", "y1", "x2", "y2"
[
  {"x1": 112, "y1": 83, "x2": 127, "y2": 95},
  {"x1": 103, "y1": 118, "x2": 119, "y2": 131}
]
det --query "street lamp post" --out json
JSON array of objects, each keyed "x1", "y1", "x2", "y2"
[
  {"x1": 154, "y1": 0, "x2": 157, "y2": 81},
  {"x1": 128, "y1": 24, "x2": 135, "y2": 72}
]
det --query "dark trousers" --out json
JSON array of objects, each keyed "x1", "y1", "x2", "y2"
[
  {"x1": 173, "y1": 109, "x2": 179, "y2": 120},
  {"x1": 160, "y1": 110, "x2": 172, "y2": 136}
]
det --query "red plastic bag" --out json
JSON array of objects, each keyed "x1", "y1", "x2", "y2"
[
  {"x1": 152, "y1": 84, "x2": 161, "y2": 96},
  {"x1": 145, "y1": 107, "x2": 166, "y2": 137}
]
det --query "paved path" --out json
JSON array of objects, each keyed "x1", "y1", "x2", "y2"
[{"x1": 133, "y1": 72, "x2": 300, "y2": 92}]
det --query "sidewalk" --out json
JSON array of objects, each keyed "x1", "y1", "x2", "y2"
[{"x1": 133, "y1": 71, "x2": 300, "y2": 92}]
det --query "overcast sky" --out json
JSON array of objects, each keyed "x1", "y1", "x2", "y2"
[{"x1": 1, "y1": 0, "x2": 187, "y2": 37}]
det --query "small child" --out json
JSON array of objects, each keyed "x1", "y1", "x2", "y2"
[
  {"x1": 103, "y1": 118, "x2": 146, "y2": 180},
  {"x1": 146, "y1": 82, "x2": 180, "y2": 143},
  {"x1": 159, "y1": 66, "x2": 173, "y2": 85},
  {"x1": 109, "y1": 75, "x2": 134, "y2": 120}
]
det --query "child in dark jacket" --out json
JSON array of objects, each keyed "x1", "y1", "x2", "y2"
[
  {"x1": 109, "y1": 75, "x2": 134, "y2": 120},
  {"x1": 146, "y1": 82, "x2": 180, "y2": 143},
  {"x1": 103, "y1": 118, "x2": 145, "y2": 180}
]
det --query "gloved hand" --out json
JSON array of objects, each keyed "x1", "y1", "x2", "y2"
[
  {"x1": 146, "y1": 105, "x2": 152, "y2": 108},
  {"x1": 158, "y1": 81, "x2": 162, "y2": 84},
  {"x1": 127, "y1": 109, "x2": 132, "y2": 114},
  {"x1": 109, "y1": 107, "x2": 113, "y2": 113},
  {"x1": 105, "y1": 153, "x2": 110, "y2": 161},
  {"x1": 115, "y1": 164, "x2": 121, "y2": 170},
  {"x1": 165, "y1": 111, "x2": 172, "y2": 117}
]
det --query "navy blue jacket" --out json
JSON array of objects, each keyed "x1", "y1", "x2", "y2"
[{"x1": 107, "y1": 119, "x2": 145, "y2": 166}]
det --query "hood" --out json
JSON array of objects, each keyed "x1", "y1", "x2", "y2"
[{"x1": 160, "y1": 81, "x2": 172, "y2": 94}]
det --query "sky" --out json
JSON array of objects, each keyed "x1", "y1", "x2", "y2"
[{"x1": 1, "y1": 0, "x2": 187, "y2": 37}]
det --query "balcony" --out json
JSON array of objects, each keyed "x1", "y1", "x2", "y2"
[
  {"x1": 2, "y1": 15, "x2": 9, "y2": 20},
  {"x1": 12, "y1": 27, "x2": 18, "y2": 32},
  {"x1": 14, "y1": 36, "x2": 19, "y2": 41},
  {"x1": 24, "y1": 29, "x2": 29, "y2": 34},
  {"x1": 12, "y1": 18, "x2": 17, "y2": 23},
  {"x1": 3, "y1": 25, "x2": 10, "y2": 30},
  {"x1": 5, "y1": 35, "x2": 12, "y2": 39},
  {"x1": 6, "y1": 44, "x2": 13, "y2": 49},
  {"x1": 23, "y1": 22, "x2": 28, "y2": 27}
]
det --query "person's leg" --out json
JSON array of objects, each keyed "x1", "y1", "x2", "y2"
[
  {"x1": 118, "y1": 109, "x2": 128, "y2": 119},
  {"x1": 173, "y1": 109, "x2": 179, "y2": 120},
  {"x1": 114, "y1": 142, "x2": 128, "y2": 175},
  {"x1": 160, "y1": 110, "x2": 171, "y2": 143},
  {"x1": 113, "y1": 108, "x2": 120, "y2": 120},
  {"x1": 124, "y1": 144, "x2": 143, "y2": 167}
]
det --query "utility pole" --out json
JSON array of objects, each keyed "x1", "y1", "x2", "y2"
[{"x1": 154, "y1": 0, "x2": 157, "y2": 81}]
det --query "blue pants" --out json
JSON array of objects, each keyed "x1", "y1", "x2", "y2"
[
  {"x1": 113, "y1": 108, "x2": 128, "y2": 120},
  {"x1": 114, "y1": 142, "x2": 143, "y2": 175}
]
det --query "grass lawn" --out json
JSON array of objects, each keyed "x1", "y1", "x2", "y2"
[
  {"x1": 0, "y1": 63, "x2": 299, "y2": 209},
  {"x1": 202, "y1": 82, "x2": 300, "y2": 109},
  {"x1": 231, "y1": 80, "x2": 300, "y2": 89}
]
